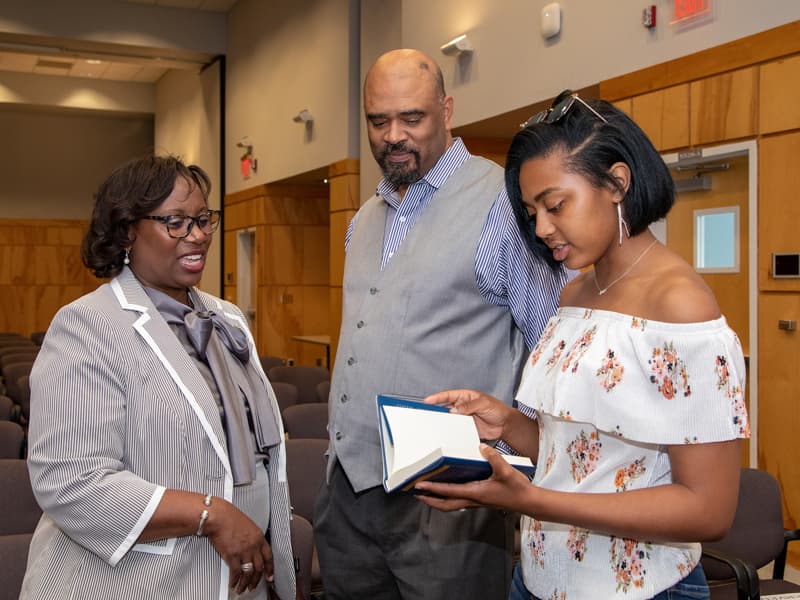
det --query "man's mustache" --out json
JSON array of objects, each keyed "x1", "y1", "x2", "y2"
[{"x1": 381, "y1": 142, "x2": 417, "y2": 159}]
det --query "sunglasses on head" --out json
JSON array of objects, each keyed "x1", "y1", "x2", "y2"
[{"x1": 520, "y1": 93, "x2": 608, "y2": 129}]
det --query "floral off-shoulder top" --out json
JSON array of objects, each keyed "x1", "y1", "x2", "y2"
[{"x1": 516, "y1": 307, "x2": 749, "y2": 600}]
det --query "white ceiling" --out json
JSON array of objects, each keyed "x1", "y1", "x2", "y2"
[{"x1": 0, "y1": 0, "x2": 238, "y2": 83}]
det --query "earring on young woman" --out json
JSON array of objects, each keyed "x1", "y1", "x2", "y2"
[
  {"x1": 617, "y1": 203, "x2": 630, "y2": 246},
  {"x1": 123, "y1": 248, "x2": 130, "y2": 265}
]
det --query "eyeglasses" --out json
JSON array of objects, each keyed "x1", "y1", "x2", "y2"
[
  {"x1": 141, "y1": 210, "x2": 221, "y2": 239},
  {"x1": 520, "y1": 93, "x2": 608, "y2": 129}
]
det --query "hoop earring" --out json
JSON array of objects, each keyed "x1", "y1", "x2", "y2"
[
  {"x1": 617, "y1": 203, "x2": 630, "y2": 246},
  {"x1": 123, "y1": 248, "x2": 130, "y2": 265}
]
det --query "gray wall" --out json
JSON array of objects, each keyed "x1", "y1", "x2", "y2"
[
  {"x1": 0, "y1": 107, "x2": 153, "y2": 219},
  {"x1": 225, "y1": 0, "x2": 361, "y2": 192}
]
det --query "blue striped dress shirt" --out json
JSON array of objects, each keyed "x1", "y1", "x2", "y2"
[{"x1": 347, "y1": 138, "x2": 571, "y2": 349}]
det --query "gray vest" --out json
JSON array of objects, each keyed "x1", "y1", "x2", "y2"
[{"x1": 328, "y1": 156, "x2": 527, "y2": 492}]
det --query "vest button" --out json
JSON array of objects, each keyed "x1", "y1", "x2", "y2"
[
  {"x1": 369, "y1": 287, "x2": 378, "y2": 295},
  {"x1": 347, "y1": 357, "x2": 356, "y2": 366},
  {"x1": 340, "y1": 394, "x2": 348, "y2": 403},
  {"x1": 356, "y1": 320, "x2": 365, "y2": 328},
  {"x1": 335, "y1": 432, "x2": 343, "y2": 440}
]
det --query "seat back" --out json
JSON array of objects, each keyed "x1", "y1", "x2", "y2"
[
  {"x1": 0, "y1": 459, "x2": 42, "y2": 535},
  {"x1": 0, "y1": 533, "x2": 34, "y2": 600},
  {"x1": 316, "y1": 380, "x2": 330, "y2": 403},
  {"x1": 284, "y1": 438, "x2": 328, "y2": 523},
  {"x1": 0, "y1": 350, "x2": 39, "y2": 372},
  {"x1": 702, "y1": 468, "x2": 787, "y2": 580},
  {"x1": 282, "y1": 403, "x2": 329, "y2": 440},
  {"x1": 271, "y1": 381, "x2": 299, "y2": 414},
  {"x1": 0, "y1": 395, "x2": 15, "y2": 421},
  {"x1": 0, "y1": 345, "x2": 36, "y2": 359},
  {"x1": 2, "y1": 362, "x2": 34, "y2": 406},
  {"x1": 290, "y1": 514, "x2": 314, "y2": 600},
  {"x1": 16, "y1": 375, "x2": 30, "y2": 422},
  {"x1": 268, "y1": 366, "x2": 330, "y2": 404},
  {"x1": 260, "y1": 355, "x2": 286, "y2": 372},
  {"x1": 0, "y1": 421, "x2": 25, "y2": 458}
]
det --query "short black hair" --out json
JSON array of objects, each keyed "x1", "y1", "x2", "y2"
[
  {"x1": 81, "y1": 155, "x2": 211, "y2": 279},
  {"x1": 505, "y1": 90, "x2": 674, "y2": 271}
]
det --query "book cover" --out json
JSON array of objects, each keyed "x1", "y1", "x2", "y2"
[{"x1": 376, "y1": 394, "x2": 535, "y2": 493}]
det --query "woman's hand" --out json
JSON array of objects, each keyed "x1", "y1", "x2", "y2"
[
  {"x1": 424, "y1": 389, "x2": 513, "y2": 441},
  {"x1": 415, "y1": 443, "x2": 534, "y2": 514},
  {"x1": 204, "y1": 499, "x2": 274, "y2": 594}
]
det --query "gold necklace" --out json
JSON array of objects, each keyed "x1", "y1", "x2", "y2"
[{"x1": 593, "y1": 239, "x2": 658, "y2": 296}]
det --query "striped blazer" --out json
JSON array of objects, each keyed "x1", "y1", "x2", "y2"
[{"x1": 21, "y1": 268, "x2": 295, "y2": 600}]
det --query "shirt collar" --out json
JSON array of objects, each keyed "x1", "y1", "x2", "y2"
[{"x1": 375, "y1": 137, "x2": 470, "y2": 203}]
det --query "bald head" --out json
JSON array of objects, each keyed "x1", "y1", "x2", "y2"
[
  {"x1": 363, "y1": 49, "x2": 454, "y2": 193},
  {"x1": 364, "y1": 49, "x2": 446, "y2": 100}
]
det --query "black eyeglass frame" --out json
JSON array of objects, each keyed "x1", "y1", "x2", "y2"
[
  {"x1": 520, "y1": 93, "x2": 608, "y2": 129},
  {"x1": 141, "y1": 209, "x2": 222, "y2": 239}
]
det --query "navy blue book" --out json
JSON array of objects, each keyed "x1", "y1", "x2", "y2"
[{"x1": 376, "y1": 394, "x2": 535, "y2": 493}]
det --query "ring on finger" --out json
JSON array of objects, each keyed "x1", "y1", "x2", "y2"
[{"x1": 241, "y1": 562, "x2": 254, "y2": 573}]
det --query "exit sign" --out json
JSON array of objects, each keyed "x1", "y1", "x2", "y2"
[{"x1": 673, "y1": 0, "x2": 711, "y2": 23}]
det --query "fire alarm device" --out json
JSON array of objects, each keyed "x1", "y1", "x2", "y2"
[{"x1": 642, "y1": 5, "x2": 656, "y2": 28}]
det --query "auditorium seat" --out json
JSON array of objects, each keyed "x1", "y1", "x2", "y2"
[
  {"x1": 0, "y1": 533, "x2": 33, "y2": 600},
  {"x1": 282, "y1": 403, "x2": 329, "y2": 440},
  {"x1": 315, "y1": 380, "x2": 330, "y2": 403},
  {"x1": 285, "y1": 438, "x2": 327, "y2": 598},
  {"x1": 0, "y1": 459, "x2": 42, "y2": 536},
  {"x1": 0, "y1": 421, "x2": 25, "y2": 458},
  {"x1": 268, "y1": 366, "x2": 330, "y2": 405},
  {"x1": 2, "y1": 362, "x2": 34, "y2": 413},
  {"x1": 0, "y1": 458, "x2": 42, "y2": 600},
  {"x1": 271, "y1": 381, "x2": 299, "y2": 414},
  {"x1": 260, "y1": 355, "x2": 286, "y2": 372},
  {"x1": 0, "y1": 395, "x2": 15, "y2": 421}
]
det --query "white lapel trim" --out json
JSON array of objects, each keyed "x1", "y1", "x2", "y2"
[{"x1": 109, "y1": 278, "x2": 235, "y2": 502}]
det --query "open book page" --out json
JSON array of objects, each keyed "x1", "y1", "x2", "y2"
[
  {"x1": 377, "y1": 394, "x2": 535, "y2": 492},
  {"x1": 382, "y1": 404, "x2": 482, "y2": 472}
]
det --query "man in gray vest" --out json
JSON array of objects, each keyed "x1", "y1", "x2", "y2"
[{"x1": 313, "y1": 48, "x2": 569, "y2": 599}]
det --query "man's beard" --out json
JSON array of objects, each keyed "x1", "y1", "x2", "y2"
[{"x1": 378, "y1": 142, "x2": 421, "y2": 188}]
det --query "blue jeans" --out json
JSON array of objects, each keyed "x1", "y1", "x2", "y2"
[{"x1": 508, "y1": 562, "x2": 709, "y2": 600}]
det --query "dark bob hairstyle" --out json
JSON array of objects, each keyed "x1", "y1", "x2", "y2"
[
  {"x1": 505, "y1": 90, "x2": 675, "y2": 272},
  {"x1": 81, "y1": 155, "x2": 211, "y2": 279}
]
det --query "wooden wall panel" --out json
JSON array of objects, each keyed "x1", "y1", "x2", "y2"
[
  {"x1": 759, "y1": 54, "x2": 800, "y2": 135},
  {"x1": 690, "y1": 67, "x2": 757, "y2": 146},
  {"x1": 631, "y1": 84, "x2": 689, "y2": 151},
  {"x1": 223, "y1": 185, "x2": 331, "y2": 365},
  {"x1": 600, "y1": 21, "x2": 800, "y2": 101},
  {"x1": 0, "y1": 219, "x2": 99, "y2": 337},
  {"x1": 598, "y1": 29, "x2": 800, "y2": 567},
  {"x1": 327, "y1": 160, "x2": 360, "y2": 371},
  {"x1": 262, "y1": 225, "x2": 304, "y2": 285},
  {"x1": 758, "y1": 292, "x2": 800, "y2": 538},
  {"x1": 612, "y1": 98, "x2": 632, "y2": 116},
  {"x1": 758, "y1": 132, "x2": 800, "y2": 292},
  {"x1": 223, "y1": 230, "x2": 237, "y2": 287},
  {"x1": 461, "y1": 137, "x2": 510, "y2": 167}
]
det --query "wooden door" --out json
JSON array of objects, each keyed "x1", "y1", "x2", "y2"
[{"x1": 665, "y1": 152, "x2": 751, "y2": 464}]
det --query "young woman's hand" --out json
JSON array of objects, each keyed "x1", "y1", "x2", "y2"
[
  {"x1": 424, "y1": 389, "x2": 513, "y2": 441},
  {"x1": 414, "y1": 443, "x2": 533, "y2": 513}
]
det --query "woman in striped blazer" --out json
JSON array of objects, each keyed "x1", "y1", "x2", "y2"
[{"x1": 21, "y1": 156, "x2": 297, "y2": 600}]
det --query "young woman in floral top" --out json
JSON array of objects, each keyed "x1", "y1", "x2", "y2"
[{"x1": 417, "y1": 91, "x2": 749, "y2": 600}]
